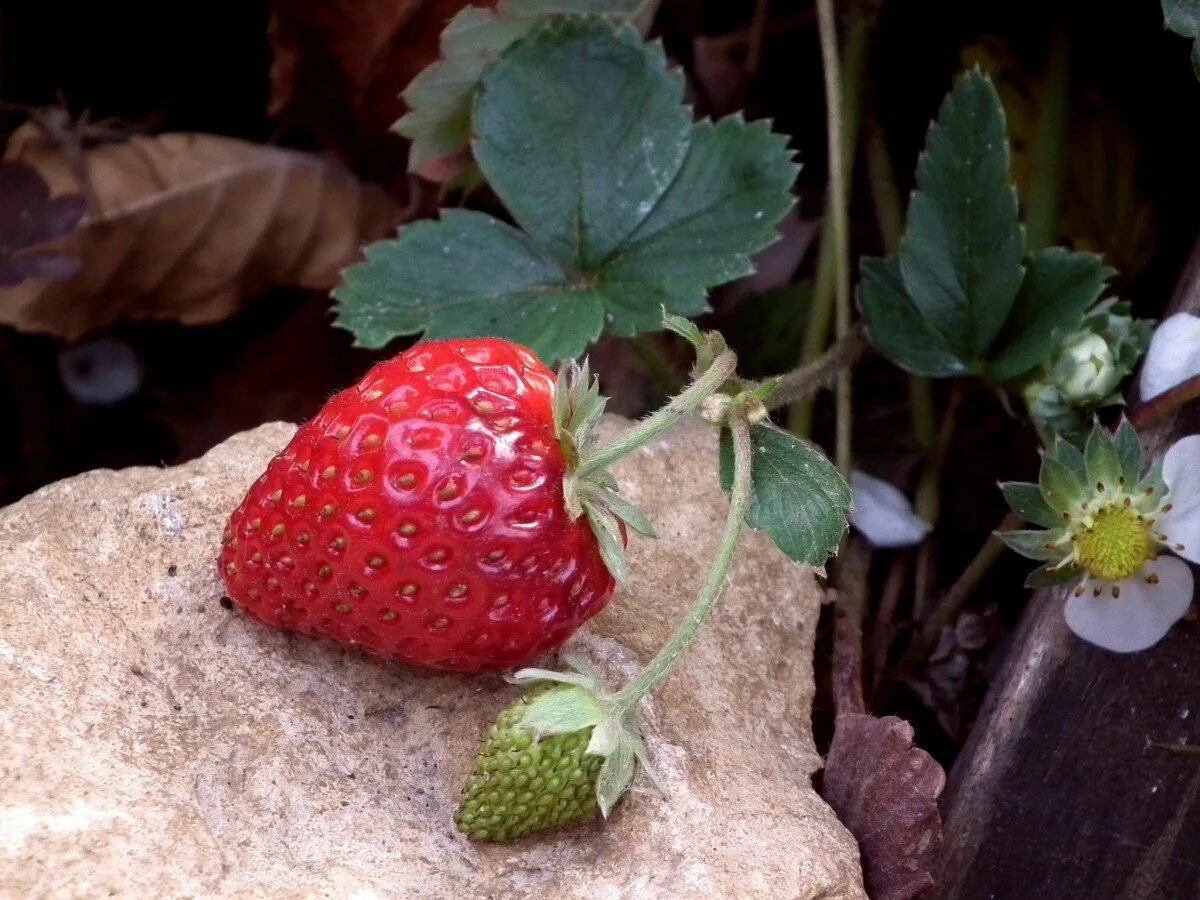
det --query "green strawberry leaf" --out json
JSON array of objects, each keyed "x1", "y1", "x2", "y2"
[
  {"x1": 898, "y1": 69, "x2": 1024, "y2": 363},
  {"x1": 718, "y1": 422, "x2": 850, "y2": 567},
  {"x1": 396, "y1": 0, "x2": 659, "y2": 174},
  {"x1": 985, "y1": 248, "x2": 1113, "y2": 383},
  {"x1": 338, "y1": 18, "x2": 797, "y2": 361},
  {"x1": 858, "y1": 255, "x2": 972, "y2": 377},
  {"x1": 473, "y1": 17, "x2": 691, "y2": 271},
  {"x1": 333, "y1": 210, "x2": 606, "y2": 361}
]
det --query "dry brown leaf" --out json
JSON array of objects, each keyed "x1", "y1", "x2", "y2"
[
  {"x1": 822, "y1": 714, "x2": 946, "y2": 900},
  {"x1": 267, "y1": 0, "x2": 487, "y2": 178},
  {"x1": 0, "y1": 125, "x2": 401, "y2": 339}
]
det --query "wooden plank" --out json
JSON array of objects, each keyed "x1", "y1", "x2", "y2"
[{"x1": 936, "y1": 244, "x2": 1200, "y2": 899}]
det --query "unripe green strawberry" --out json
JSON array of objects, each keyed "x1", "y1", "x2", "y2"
[{"x1": 455, "y1": 687, "x2": 604, "y2": 842}]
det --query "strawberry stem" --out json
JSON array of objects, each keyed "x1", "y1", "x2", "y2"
[
  {"x1": 611, "y1": 409, "x2": 754, "y2": 712},
  {"x1": 573, "y1": 349, "x2": 738, "y2": 479}
]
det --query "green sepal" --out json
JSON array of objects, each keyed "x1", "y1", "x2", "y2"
[
  {"x1": 1039, "y1": 454, "x2": 1085, "y2": 513},
  {"x1": 553, "y1": 356, "x2": 655, "y2": 584},
  {"x1": 1141, "y1": 456, "x2": 1167, "y2": 499},
  {"x1": 662, "y1": 310, "x2": 704, "y2": 348},
  {"x1": 1024, "y1": 561, "x2": 1080, "y2": 588},
  {"x1": 596, "y1": 732, "x2": 637, "y2": 817},
  {"x1": 996, "y1": 529, "x2": 1067, "y2": 561},
  {"x1": 583, "y1": 499, "x2": 631, "y2": 587},
  {"x1": 1049, "y1": 434, "x2": 1087, "y2": 482},
  {"x1": 1114, "y1": 418, "x2": 1143, "y2": 485},
  {"x1": 999, "y1": 481, "x2": 1061, "y2": 529},
  {"x1": 509, "y1": 667, "x2": 601, "y2": 691},
  {"x1": 586, "y1": 715, "x2": 623, "y2": 756},
  {"x1": 588, "y1": 487, "x2": 656, "y2": 538},
  {"x1": 554, "y1": 358, "x2": 608, "y2": 466},
  {"x1": 517, "y1": 685, "x2": 607, "y2": 737},
  {"x1": 1084, "y1": 421, "x2": 1121, "y2": 490}
]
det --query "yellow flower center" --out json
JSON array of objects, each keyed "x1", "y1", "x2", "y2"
[{"x1": 1073, "y1": 505, "x2": 1152, "y2": 581}]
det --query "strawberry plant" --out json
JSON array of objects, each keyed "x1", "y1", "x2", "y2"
[
  {"x1": 216, "y1": 0, "x2": 1200, "y2": 850},
  {"x1": 9, "y1": 0, "x2": 1200, "y2": 890}
]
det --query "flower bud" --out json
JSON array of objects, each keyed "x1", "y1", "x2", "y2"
[{"x1": 1051, "y1": 331, "x2": 1119, "y2": 404}]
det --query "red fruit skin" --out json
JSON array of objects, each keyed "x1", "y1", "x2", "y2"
[{"x1": 219, "y1": 339, "x2": 615, "y2": 672}]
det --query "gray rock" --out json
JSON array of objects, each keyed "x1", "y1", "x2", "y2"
[{"x1": 0, "y1": 419, "x2": 864, "y2": 898}]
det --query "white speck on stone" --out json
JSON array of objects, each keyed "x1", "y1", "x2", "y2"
[{"x1": 134, "y1": 490, "x2": 185, "y2": 536}]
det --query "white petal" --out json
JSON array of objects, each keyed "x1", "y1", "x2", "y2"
[
  {"x1": 1160, "y1": 436, "x2": 1200, "y2": 565},
  {"x1": 1140, "y1": 313, "x2": 1200, "y2": 400},
  {"x1": 1063, "y1": 557, "x2": 1193, "y2": 653},
  {"x1": 849, "y1": 470, "x2": 932, "y2": 549}
]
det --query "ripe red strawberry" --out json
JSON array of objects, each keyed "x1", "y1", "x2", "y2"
[{"x1": 218, "y1": 338, "x2": 618, "y2": 672}]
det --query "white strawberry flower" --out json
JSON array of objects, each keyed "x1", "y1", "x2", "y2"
[
  {"x1": 1140, "y1": 312, "x2": 1200, "y2": 400},
  {"x1": 1000, "y1": 421, "x2": 1199, "y2": 653},
  {"x1": 849, "y1": 470, "x2": 932, "y2": 549}
]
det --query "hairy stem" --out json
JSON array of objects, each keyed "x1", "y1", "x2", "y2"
[
  {"x1": 816, "y1": 0, "x2": 854, "y2": 475},
  {"x1": 763, "y1": 323, "x2": 868, "y2": 410},
  {"x1": 791, "y1": 12, "x2": 870, "y2": 436},
  {"x1": 574, "y1": 350, "x2": 737, "y2": 478},
  {"x1": 612, "y1": 413, "x2": 753, "y2": 712}
]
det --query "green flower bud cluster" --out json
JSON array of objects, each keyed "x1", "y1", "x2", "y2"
[{"x1": 1024, "y1": 299, "x2": 1152, "y2": 440}]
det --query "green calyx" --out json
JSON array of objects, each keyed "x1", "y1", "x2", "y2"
[
  {"x1": 998, "y1": 419, "x2": 1173, "y2": 587},
  {"x1": 554, "y1": 312, "x2": 740, "y2": 587},
  {"x1": 455, "y1": 659, "x2": 657, "y2": 843}
]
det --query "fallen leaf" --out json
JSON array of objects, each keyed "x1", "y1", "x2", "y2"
[
  {"x1": 1, "y1": 125, "x2": 401, "y2": 339},
  {"x1": 0, "y1": 160, "x2": 86, "y2": 286},
  {"x1": 267, "y1": 0, "x2": 487, "y2": 179},
  {"x1": 822, "y1": 714, "x2": 946, "y2": 900}
]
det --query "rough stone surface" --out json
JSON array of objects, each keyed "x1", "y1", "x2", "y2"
[{"x1": 0, "y1": 418, "x2": 865, "y2": 899}]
